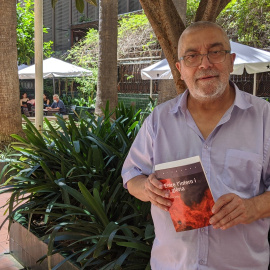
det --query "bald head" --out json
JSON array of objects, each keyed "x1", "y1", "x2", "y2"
[{"x1": 178, "y1": 21, "x2": 231, "y2": 59}]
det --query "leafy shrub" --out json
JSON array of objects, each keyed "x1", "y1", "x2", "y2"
[
  {"x1": 17, "y1": 0, "x2": 53, "y2": 65},
  {"x1": 0, "y1": 103, "x2": 153, "y2": 270}
]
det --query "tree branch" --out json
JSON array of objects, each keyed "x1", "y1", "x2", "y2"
[
  {"x1": 195, "y1": 0, "x2": 221, "y2": 22},
  {"x1": 216, "y1": 0, "x2": 232, "y2": 17},
  {"x1": 195, "y1": 0, "x2": 232, "y2": 22}
]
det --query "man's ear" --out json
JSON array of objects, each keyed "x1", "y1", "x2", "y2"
[
  {"x1": 229, "y1": 53, "x2": 236, "y2": 73},
  {"x1": 175, "y1": 61, "x2": 183, "y2": 80},
  {"x1": 175, "y1": 61, "x2": 181, "y2": 73}
]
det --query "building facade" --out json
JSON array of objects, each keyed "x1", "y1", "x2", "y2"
[{"x1": 43, "y1": 0, "x2": 142, "y2": 52}]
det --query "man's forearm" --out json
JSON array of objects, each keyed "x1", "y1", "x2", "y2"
[
  {"x1": 251, "y1": 191, "x2": 270, "y2": 220},
  {"x1": 127, "y1": 175, "x2": 149, "y2": 202}
]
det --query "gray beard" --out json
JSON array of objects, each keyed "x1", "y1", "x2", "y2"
[{"x1": 192, "y1": 82, "x2": 227, "y2": 101}]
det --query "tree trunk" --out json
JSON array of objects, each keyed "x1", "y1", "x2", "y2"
[
  {"x1": 140, "y1": 0, "x2": 186, "y2": 95},
  {"x1": 0, "y1": 0, "x2": 22, "y2": 147},
  {"x1": 95, "y1": 0, "x2": 118, "y2": 115},
  {"x1": 157, "y1": 80, "x2": 177, "y2": 104},
  {"x1": 172, "y1": 0, "x2": 187, "y2": 25},
  {"x1": 157, "y1": 0, "x2": 187, "y2": 104}
]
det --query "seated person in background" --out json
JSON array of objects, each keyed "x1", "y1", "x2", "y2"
[
  {"x1": 20, "y1": 92, "x2": 30, "y2": 117},
  {"x1": 27, "y1": 96, "x2": 35, "y2": 115},
  {"x1": 47, "y1": 94, "x2": 66, "y2": 114},
  {"x1": 43, "y1": 94, "x2": 50, "y2": 108},
  {"x1": 27, "y1": 96, "x2": 35, "y2": 107}
]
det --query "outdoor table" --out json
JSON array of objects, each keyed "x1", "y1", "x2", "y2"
[{"x1": 44, "y1": 108, "x2": 59, "y2": 116}]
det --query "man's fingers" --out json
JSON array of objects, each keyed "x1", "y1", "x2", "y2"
[
  {"x1": 147, "y1": 174, "x2": 170, "y2": 197},
  {"x1": 211, "y1": 206, "x2": 242, "y2": 229},
  {"x1": 148, "y1": 192, "x2": 172, "y2": 211},
  {"x1": 145, "y1": 174, "x2": 172, "y2": 211},
  {"x1": 148, "y1": 188, "x2": 172, "y2": 205},
  {"x1": 212, "y1": 193, "x2": 235, "y2": 214},
  {"x1": 210, "y1": 194, "x2": 256, "y2": 230},
  {"x1": 148, "y1": 174, "x2": 164, "y2": 189},
  {"x1": 210, "y1": 194, "x2": 238, "y2": 226}
]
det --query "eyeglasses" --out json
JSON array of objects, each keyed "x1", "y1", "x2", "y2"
[{"x1": 179, "y1": 50, "x2": 231, "y2": 67}]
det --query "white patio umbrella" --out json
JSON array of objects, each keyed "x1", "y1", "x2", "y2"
[
  {"x1": 141, "y1": 41, "x2": 270, "y2": 95},
  {"x1": 18, "y1": 57, "x2": 92, "y2": 93},
  {"x1": 18, "y1": 64, "x2": 28, "y2": 70}
]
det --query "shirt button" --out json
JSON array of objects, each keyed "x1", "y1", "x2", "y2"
[
  {"x1": 199, "y1": 260, "x2": 204, "y2": 265},
  {"x1": 204, "y1": 145, "x2": 208, "y2": 149}
]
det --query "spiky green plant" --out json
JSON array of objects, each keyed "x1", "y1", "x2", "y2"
[{"x1": 0, "y1": 102, "x2": 154, "y2": 269}]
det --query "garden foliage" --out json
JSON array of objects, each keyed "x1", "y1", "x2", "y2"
[
  {"x1": 217, "y1": 0, "x2": 270, "y2": 48},
  {"x1": 65, "y1": 12, "x2": 159, "y2": 109},
  {"x1": 0, "y1": 103, "x2": 154, "y2": 270},
  {"x1": 17, "y1": 0, "x2": 53, "y2": 65}
]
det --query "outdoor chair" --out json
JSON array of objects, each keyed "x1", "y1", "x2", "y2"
[{"x1": 29, "y1": 106, "x2": 35, "y2": 117}]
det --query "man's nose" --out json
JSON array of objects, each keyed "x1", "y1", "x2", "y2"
[{"x1": 199, "y1": 54, "x2": 213, "y2": 69}]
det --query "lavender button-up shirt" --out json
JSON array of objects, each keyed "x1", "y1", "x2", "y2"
[{"x1": 122, "y1": 83, "x2": 270, "y2": 270}]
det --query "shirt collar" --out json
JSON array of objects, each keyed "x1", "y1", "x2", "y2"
[
  {"x1": 232, "y1": 82, "x2": 253, "y2": 110},
  {"x1": 169, "y1": 81, "x2": 253, "y2": 114}
]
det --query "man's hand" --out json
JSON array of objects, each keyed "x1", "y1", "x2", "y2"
[
  {"x1": 145, "y1": 174, "x2": 172, "y2": 211},
  {"x1": 127, "y1": 174, "x2": 172, "y2": 211},
  {"x1": 210, "y1": 193, "x2": 257, "y2": 230}
]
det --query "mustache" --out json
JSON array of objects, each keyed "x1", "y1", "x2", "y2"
[{"x1": 195, "y1": 70, "x2": 219, "y2": 79}]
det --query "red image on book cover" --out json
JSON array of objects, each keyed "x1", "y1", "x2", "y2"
[{"x1": 155, "y1": 157, "x2": 215, "y2": 232}]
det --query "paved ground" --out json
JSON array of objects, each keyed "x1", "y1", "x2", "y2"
[
  {"x1": 22, "y1": 115, "x2": 69, "y2": 124},
  {"x1": 0, "y1": 193, "x2": 24, "y2": 270}
]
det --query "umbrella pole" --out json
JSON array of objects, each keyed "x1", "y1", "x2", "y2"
[
  {"x1": 253, "y1": 73, "x2": 257, "y2": 96},
  {"x1": 53, "y1": 76, "x2": 55, "y2": 94},
  {"x1": 34, "y1": 0, "x2": 43, "y2": 132}
]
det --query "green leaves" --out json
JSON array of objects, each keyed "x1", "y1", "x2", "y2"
[
  {"x1": 75, "y1": 0, "x2": 98, "y2": 13},
  {"x1": 0, "y1": 103, "x2": 153, "y2": 269},
  {"x1": 17, "y1": 0, "x2": 53, "y2": 65},
  {"x1": 86, "y1": 0, "x2": 98, "y2": 6},
  {"x1": 75, "y1": 0, "x2": 85, "y2": 13},
  {"x1": 217, "y1": 0, "x2": 270, "y2": 48}
]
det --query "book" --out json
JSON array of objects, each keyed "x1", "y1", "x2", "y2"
[{"x1": 155, "y1": 156, "x2": 215, "y2": 232}]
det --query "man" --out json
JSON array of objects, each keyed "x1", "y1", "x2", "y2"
[
  {"x1": 122, "y1": 21, "x2": 270, "y2": 270},
  {"x1": 47, "y1": 94, "x2": 66, "y2": 114}
]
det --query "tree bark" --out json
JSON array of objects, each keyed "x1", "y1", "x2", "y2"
[
  {"x1": 157, "y1": 80, "x2": 177, "y2": 104},
  {"x1": 140, "y1": 0, "x2": 186, "y2": 95},
  {"x1": 0, "y1": 0, "x2": 22, "y2": 147},
  {"x1": 195, "y1": 0, "x2": 231, "y2": 22},
  {"x1": 95, "y1": 0, "x2": 118, "y2": 115},
  {"x1": 157, "y1": 0, "x2": 187, "y2": 104},
  {"x1": 172, "y1": 0, "x2": 187, "y2": 25}
]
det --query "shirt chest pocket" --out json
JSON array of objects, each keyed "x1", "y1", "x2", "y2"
[{"x1": 220, "y1": 149, "x2": 263, "y2": 198}]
